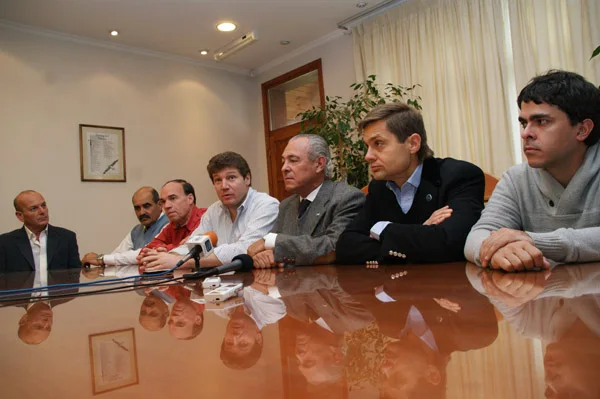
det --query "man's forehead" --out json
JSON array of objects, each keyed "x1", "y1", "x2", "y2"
[
  {"x1": 213, "y1": 167, "x2": 242, "y2": 178},
  {"x1": 283, "y1": 139, "x2": 309, "y2": 157},
  {"x1": 133, "y1": 190, "x2": 154, "y2": 204},
  {"x1": 518, "y1": 101, "x2": 562, "y2": 117},
  {"x1": 161, "y1": 182, "x2": 184, "y2": 197},
  {"x1": 18, "y1": 193, "x2": 45, "y2": 206}
]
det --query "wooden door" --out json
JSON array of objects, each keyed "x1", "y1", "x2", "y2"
[{"x1": 261, "y1": 59, "x2": 325, "y2": 201}]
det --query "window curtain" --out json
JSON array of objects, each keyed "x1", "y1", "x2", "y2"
[{"x1": 353, "y1": 0, "x2": 600, "y2": 177}]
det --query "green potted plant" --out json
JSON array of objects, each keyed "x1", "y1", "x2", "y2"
[
  {"x1": 297, "y1": 75, "x2": 422, "y2": 189},
  {"x1": 591, "y1": 45, "x2": 600, "y2": 60}
]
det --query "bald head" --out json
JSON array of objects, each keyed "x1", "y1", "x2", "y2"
[
  {"x1": 132, "y1": 186, "x2": 162, "y2": 227},
  {"x1": 14, "y1": 191, "x2": 49, "y2": 234}
]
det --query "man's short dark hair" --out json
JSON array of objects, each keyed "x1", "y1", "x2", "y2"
[
  {"x1": 206, "y1": 152, "x2": 251, "y2": 183},
  {"x1": 358, "y1": 103, "x2": 434, "y2": 161},
  {"x1": 220, "y1": 339, "x2": 263, "y2": 370},
  {"x1": 149, "y1": 188, "x2": 160, "y2": 204},
  {"x1": 517, "y1": 70, "x2": 600, "y2": 146},
  {"x1": 163, "y1": 179, "x2": 196, "y2": 204}
]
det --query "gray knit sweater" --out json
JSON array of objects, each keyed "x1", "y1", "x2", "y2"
[{"x1": 465, "y1": 143, "x2": 600, "y2": 266}]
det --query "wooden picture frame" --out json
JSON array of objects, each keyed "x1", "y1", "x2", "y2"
[
  {"x1": 89, "y1": 328, "x2": 139, "y2": 395},
  {"x1": 79, "y1": 124, "x2": 126, "y2": 182}
]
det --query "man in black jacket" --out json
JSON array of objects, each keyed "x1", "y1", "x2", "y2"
[
  {"x1": 336, "y1": 103, "x2": 484, "y2": 265},
  {"x1": 0, "y1": 190, "x2": 80, "y2": 272}
]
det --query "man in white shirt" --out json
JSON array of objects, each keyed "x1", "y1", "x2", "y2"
[
  {"x1": 140, "y1": 152, "x2": 279, "y2": 271},
  {"x1": 0, "y1": 190, "x2": 80, "y2": 273},
  {"x1": 81, "y1": 187, "x2": 168, "y2": 267},
  {"x1": 248, "y1": 134, "x2": 365, "y2": 268}
]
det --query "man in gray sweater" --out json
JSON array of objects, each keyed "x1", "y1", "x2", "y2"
[{"x1": 465, "y1": 70, "x2": 600, "y2": 271}]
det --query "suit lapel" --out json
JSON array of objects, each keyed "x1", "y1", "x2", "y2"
[
  {"x1": 283, "y1": 194, "x2": 301, "y2": 235},
  {"x1": 300, "y1": 180, "x2": 333, "y2": 235},
  {"x1": 46, "y1": 225, "x2": 59, "y2": 267},
  {"x1": 15, "y1": 228, "x2": 35, "y2": 270}
]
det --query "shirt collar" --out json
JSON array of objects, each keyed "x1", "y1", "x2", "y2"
[
  {"x1": 301, "y1": 183, "x2": 323, "y2": 202},
  {"x1": 386, "y1": 163, "x2": 423, "y2": 192},
  {"x1": 24, "y1": 224, "x2": 48, "y2": 240}
]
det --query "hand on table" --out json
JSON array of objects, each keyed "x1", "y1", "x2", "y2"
[
  {"x1": 139, "y1": 248, "x2": 182, "y2": 272},
  {"x1": 480, "y1": 228, "x2": 538, "y2": 268},
  {"x1": 247, "y1": 239, "x2": 266, "y2": 257}
]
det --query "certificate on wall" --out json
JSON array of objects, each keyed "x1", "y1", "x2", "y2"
[{"x1": 79, "y1": 124, "x2": 126, "y2": 182}]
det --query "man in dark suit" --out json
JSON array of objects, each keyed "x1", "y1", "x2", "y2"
[
  {"x1": 248, "y1": 134, "x2": 365, "y2": 267},
  {"x1": 336, "y1": 103, "x2": 484, "y2": 265},
  {"x1": 0, "y1": 190, "x2": 80, "y2": 273}
]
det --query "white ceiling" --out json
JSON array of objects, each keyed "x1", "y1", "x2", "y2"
[{"x1": 0, "y1": 0, "x2": 390, "y2": 75}]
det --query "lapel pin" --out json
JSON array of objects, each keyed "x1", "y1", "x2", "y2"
[{"x1": 425, "y1": 194, "x2": 432, "y2": 202}]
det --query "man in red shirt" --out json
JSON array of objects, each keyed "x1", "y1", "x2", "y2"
[{"x1": 138, "y1": 179, "x2": 206, "y2": 271}]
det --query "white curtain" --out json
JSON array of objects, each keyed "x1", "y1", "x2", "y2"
[{"x1": 353, "y1": 0, "x2": 600, "y2": 177}]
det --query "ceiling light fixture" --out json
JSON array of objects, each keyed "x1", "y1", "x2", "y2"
[
  {"x1": 217, "y1": 22, "x2": 237, "y2": 32},
  {"x1": 213, "y1": 30, "x2": 258, "y2": 61},
  {"x1": 110, "y1": 30, "x2": 119, "y2": 36},
  {"x1": 199, "y1": 49, "x2": 209, "y2": 55},
  {"x1": 357, "y1": 2, "x2": 368, "y2": 7},
  {"x1": 280, "y1": 40, "x2": 290, "y2": 45},
  {"x1": 338, "y1": 0, "x2": 407, "y2": 30}
]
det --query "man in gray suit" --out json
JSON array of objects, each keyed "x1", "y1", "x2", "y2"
[{"x1": 248, "y1": 134, "x2": 365, "y2": 268}]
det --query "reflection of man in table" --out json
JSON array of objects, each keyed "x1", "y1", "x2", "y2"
[
  {"x1": 220, "y1": 270, "x2": 285, "y2": 369},
  {"x1": 466, "y1": 263, "x2": 600, "y2": 399},
  {"x1": 138, "y1": 291, "x2": 170, "y2": 332},
  {"x1": 0, "y1": 270, "x2": 80, "y2": 345},
  {"x1": 165, "y1": 285, "x2": 205, "y2": 340},
  {"x1": 340, "y1": 264, "x2": 497, "y2": 398}
]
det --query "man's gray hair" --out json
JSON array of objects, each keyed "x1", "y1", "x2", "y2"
[{"x1": 290, "y1": 134, "x2": 333, "y2": 178}]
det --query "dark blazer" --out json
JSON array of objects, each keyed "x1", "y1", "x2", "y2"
[
  {"x1": 336, "y1": 157, "x2": 484, "y2": 264},
  {"x1": 272, "y1": 179, "x2": 365, "y2": 265},
  {"x1": 0, "y1": 225, "x2": 81, "y2": 273}
]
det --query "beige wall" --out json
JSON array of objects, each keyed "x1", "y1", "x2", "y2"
[
  {"x1": 0, "y1": 25, "x2": 357, "y2": 257},
  {"x1": 0, "y1": 26, "x2": 260, "y2": 256}
]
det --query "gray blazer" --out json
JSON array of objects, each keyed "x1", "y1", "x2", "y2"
[{"x1": 272, "y1": 179, "x2": 365, "y2": 265}]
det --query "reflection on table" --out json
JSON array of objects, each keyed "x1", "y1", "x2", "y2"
[{"x1": 0, "y1": 261, "x2": 598, "y2": 398}]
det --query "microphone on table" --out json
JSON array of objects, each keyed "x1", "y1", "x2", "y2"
[
  {"x1": 183, "y1": 254, "x2": 254, "y2": 280},
  {"x1": 174, "y1": 231, "x2": 218, "y2": 269}
]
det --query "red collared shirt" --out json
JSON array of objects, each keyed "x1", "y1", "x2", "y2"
[{"x1": 145, "y1": 206, "x2": 206, "y2": 251}]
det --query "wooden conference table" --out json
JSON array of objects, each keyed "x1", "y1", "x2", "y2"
[{"x1": 0, "y1": 261, "x2": 599, "y2": 399}]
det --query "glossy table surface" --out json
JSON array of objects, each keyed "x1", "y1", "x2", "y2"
[{"x1": 1, "y1": 261, "x2": 599, "y2": 398}]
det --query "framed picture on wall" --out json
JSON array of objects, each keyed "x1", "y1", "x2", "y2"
[
  {"x1": 79, "y1": 124, "x2": 126, "y2": 182},
  {"x1": 88, "y1": 328, "x2": 139, "y2": 395}
]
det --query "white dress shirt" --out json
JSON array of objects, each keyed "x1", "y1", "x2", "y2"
[
  {"x1": 24, "y1": 225, "x2": 48, "y2": 274},
  {"x1": 175, "y1": 188, "x2": 279, "y2": 263}
]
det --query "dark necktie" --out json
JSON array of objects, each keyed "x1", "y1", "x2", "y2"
[{"x1": 298, "y1": 199, "x2": 311, "y2": 219}]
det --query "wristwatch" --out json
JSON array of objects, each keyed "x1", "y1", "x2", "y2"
[{"x1": 96, "y1": 253, "x2": 105, "y2": 266}]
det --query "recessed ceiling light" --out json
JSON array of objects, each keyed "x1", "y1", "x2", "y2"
[
  {"x1": 110, "y1": 30, "x2": 119, "y2": 36},
  {"x1": 199, "y1": 49, "x2": 209, "y2": 55},
  {"x1": 357, "y1": 2, "x2": 368, "y2": 8},
  {"x1": 280, "y1": 40, "x2": 290, "y2": 45},
  {"x1": 217, "y1": 22, "x2": 237, "y2": 32}
]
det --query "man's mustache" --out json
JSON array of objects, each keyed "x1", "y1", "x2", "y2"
[{"x1": 138, "y1": 215, "x2": 151, "y2": 221}]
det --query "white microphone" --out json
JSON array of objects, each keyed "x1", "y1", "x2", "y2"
[{"x1": 175, "y1": 232, "x2": 217, "y2": 268}]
